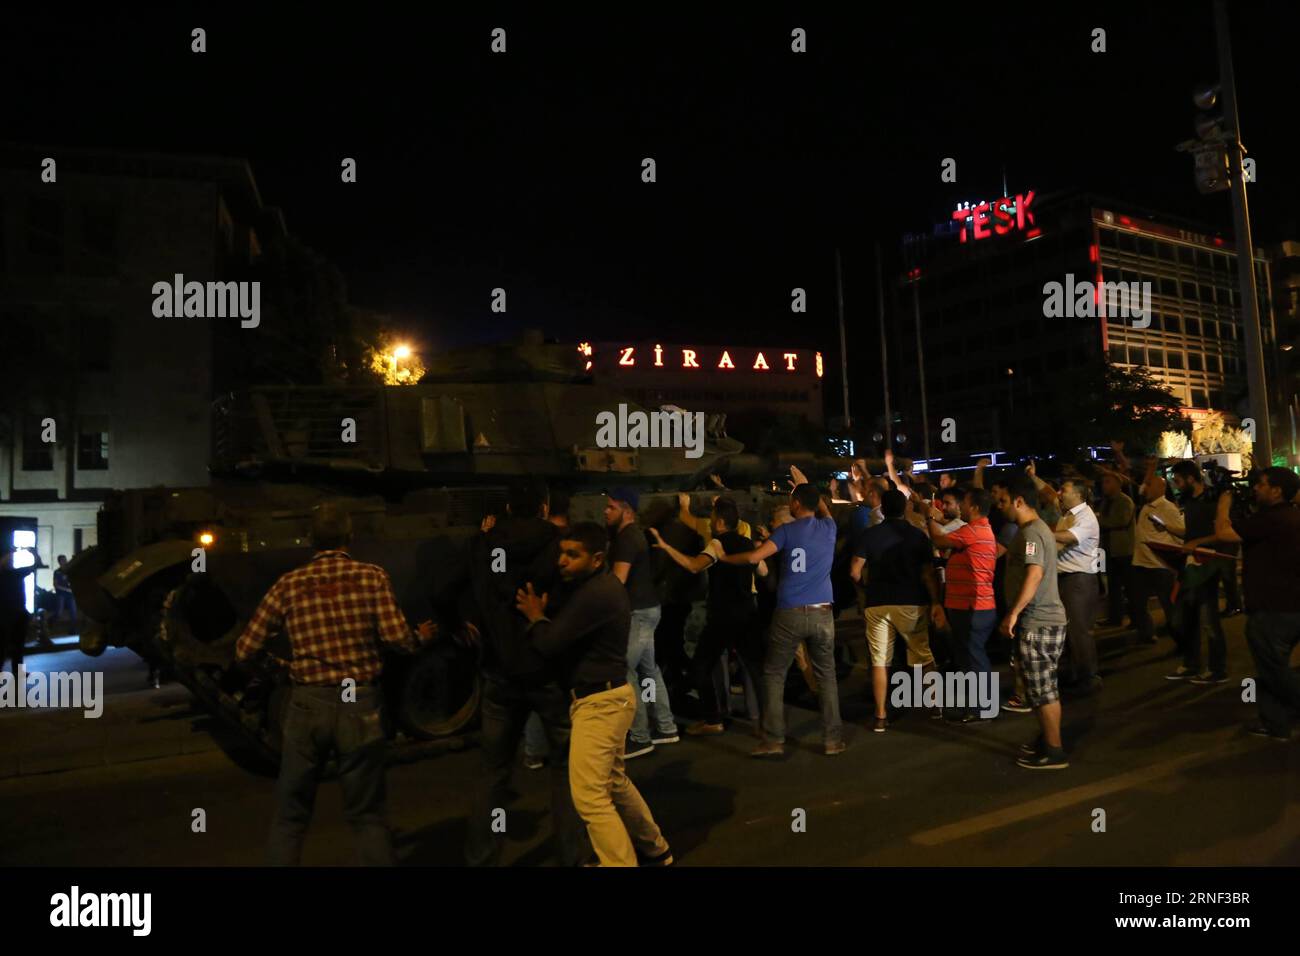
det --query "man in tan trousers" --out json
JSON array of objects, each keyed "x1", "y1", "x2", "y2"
[{"x1": 516, "y1": 521, "x2": 673, "y2": 867}]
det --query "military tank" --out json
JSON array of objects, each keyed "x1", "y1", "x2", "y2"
[{"x1": 65, "y1": 332, "x2": 867, "y2": 762}]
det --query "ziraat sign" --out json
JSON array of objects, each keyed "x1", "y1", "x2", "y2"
[
  {"x1": 951, "y1": 191, "x2": 1039, "y2": 243},
  {"x1": 586, "y1": 342, "x2": 823, "y2": 377}
]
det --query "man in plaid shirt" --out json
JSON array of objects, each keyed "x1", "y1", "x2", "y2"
[{"x1": 237, "y1": 502, "x2": 435, "y2": 865}]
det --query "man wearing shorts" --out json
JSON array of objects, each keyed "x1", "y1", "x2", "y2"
[
  {"x1": 851, "y1": 489, "x2": 945, "y2": 732},
  {"x1": 998, "y1": 475, "x2": 1070, "y2": 770}
]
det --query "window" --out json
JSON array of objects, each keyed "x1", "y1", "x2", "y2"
[
  {"x1": 1200, "y1": 284, "x2": 1216, "y2": 304},
  {"x1": 1098, "y1": 228, "x2": 1117, "y2": 248},
  {"x1": 77, "y1": 417, "x2": 109, "y2": 471},
  {"x1": 21, "y1": 416, "x2": 54, "y2": 471},
  {"x1": 1117, "y1": 231, "x2": 1136, "y2": 253},
  {"x1": 1192, "y1": 389, "x2": 1209, "y2": 407},
  {"x1": 1182, "y1": 281, "x2": 1200, "y2": 301},
  {"x1": 1159, "y1": 277, "x2": 1178, "y2": 297},
  {"x1": 79, "y1": 202, "x2": 119, "y2": 277},
  {"x1": 1128, "y1": 345, "x2": 1146, "y2": 365},
  {"x1": 1166, "y1": 351, "x2": 1184, "y2": 370},
  {"x1": 1109, "y1": 343, "x2": 1126, "y2": 364},
  {"x1": 1178, "y1": 246, "x2": 1194, "y2": 266},
  {"x1": 1149, "y1": 348, "x2": 1165, "y2": 368},
  {"x1": 1138, "y1": 237, "x2": 1155, "y2": 258},
  {"x1": 1157, "y1": 241, "x2": 1176, "y2": 261},
  {"x1": 1188, "y1": 352, "x2": 1203, "y2": 371},
  {"x1": 1165, "y1": 313, "x2": 1183, "y2": 334},
  {"x1": 26, "y1": 197, "x2": 63, "y2": 271},
  {"x1": 1186, "y1": 316, "x2": 1202, "y2": 337}
]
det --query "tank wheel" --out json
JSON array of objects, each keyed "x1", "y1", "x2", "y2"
[{"x1": 393, "y1": 630, "x2": 481, "y2": 739}]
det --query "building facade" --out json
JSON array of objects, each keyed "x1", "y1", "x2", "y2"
[
  {"x1": 894, "y1": 189, "x2": 1285, "y2": 457},
  {"x1": 0, "y1": 145, "x2": 276, "y2": 601}
]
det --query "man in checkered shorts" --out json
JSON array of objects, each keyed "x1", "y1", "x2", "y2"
[
  {"x1": 237, "y1": 502, "x2": 437, "y2": 864},
  {"x1": 997, "y1": 475, "x2": 1070, "y2": 770}
]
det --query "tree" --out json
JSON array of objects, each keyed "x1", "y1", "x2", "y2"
[{"x1": 1015, "y1": 363, "x2": 1184, "y2": 460}]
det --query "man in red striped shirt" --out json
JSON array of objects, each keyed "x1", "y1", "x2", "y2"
[
  {"x1": 928, "y1": 487, "x2": 999, "y2": 722},
  {"x1": 237, "y1": 502, "x2": 436, "y2": 865}
]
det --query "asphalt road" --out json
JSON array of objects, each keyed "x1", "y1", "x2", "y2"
[{"x1": 2, "y1": 614, "x2": 1298, "y2": 867}]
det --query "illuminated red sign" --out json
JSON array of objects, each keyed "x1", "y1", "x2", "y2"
[
  {"x1": 588, "y1": 344, "x2": 821, "y2": 375},
  {"x1": 952, "y1": 191, "x2": 1037, "y2": 243}
]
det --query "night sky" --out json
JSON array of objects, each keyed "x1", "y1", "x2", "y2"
[{"x1": 8, "y1": 4, "x2": 1298, "y2": 364}]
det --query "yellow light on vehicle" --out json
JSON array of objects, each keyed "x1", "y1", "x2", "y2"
[{"x1": 198, "y1": 532, "x2": 215, "y2": 547}]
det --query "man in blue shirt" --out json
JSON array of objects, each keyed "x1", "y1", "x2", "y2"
[{"x1": 721, "y1": 475, "x2": 843, "y2": 757}]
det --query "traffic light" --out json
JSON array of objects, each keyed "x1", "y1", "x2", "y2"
[{"x1": 1175, "y1": 83, "x2": 1231, "y2": 194}]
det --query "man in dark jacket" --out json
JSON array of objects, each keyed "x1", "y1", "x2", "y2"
[{"x1": 461, "y1": 478, "x2": 588, "y2": 867}]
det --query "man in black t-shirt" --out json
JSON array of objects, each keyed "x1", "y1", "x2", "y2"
[
  {"x1": 651, "y1": 495, "x2": 768, "y2": 736},
  {"x1": 458, "y1": 479, "x2": 588, "y2": 867},
  {"x1": 605, "y1": 487, "x2": 679, "y2": 758}
]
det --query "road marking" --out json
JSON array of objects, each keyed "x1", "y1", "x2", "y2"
[{"x1": 908, "y1": 737, "x2": 1253, "y2": 847}]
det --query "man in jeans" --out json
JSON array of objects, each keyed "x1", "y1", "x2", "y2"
[
  {"x1": 516, "y1": 522, "x2": 673, "y2": 866},
  {"x1": 1168, "y1": 461, "x2": 1228, "y2": 684},
  {"x1": 928, "y1": 487, "x2": 999, "y2": 722},
  {"x1": 605, "y1": 487, "x2": 679, "y2": 758},
  {"x1": 1214, "y1": 467, "x2": 1300, "y2": 740},
  {"x1": 999, "y1": 476, "x2": 1071, "y2": 770},
  {"x1": 722, "y1": 474, "x2": 844, "y2": 757},
  {"x1": 236, "y1": 503, "x2": 436, "y2": 865}
]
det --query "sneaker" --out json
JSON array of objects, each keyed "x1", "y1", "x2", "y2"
[
  {"x1": 624, "y1": 736, "x2": 655, "y2": 759},
  {"x1": 872, "y1": 716, "x2": 889, "y2": 733},
  {"x1": 637, "y1": 845, "x2": 674, "y2": 867},
  {"x1": 1003, "y1": 695, "x2": 1032, "y2": 714},
  {"x1": 929, "y1": 707, "x2": 945, "y2": 720},
  {"x1": 946, "y1": 710, "x2": 977, "y2": 724},
  {"x1": 651, "y1": 729, "x2": 681, "y2": 745},
  {"x1": 523, "y1": 754, "x2": 545, "y2": 771},
  {"x1": 1019, "y1": 738, "x2": 1044, "y2": 757},
  {"x1": 1165, "y1": 667, "x2": 1198, "y2": 681},
  {"x1": 1190, "y1": 672, "x2": 1228, "y2": 685},
  {"x1": 685, "y1": 721, "x2": 725, "y2": 736},
  {"x1": 750, "y1": 739, "x2": 784, "y2": 758},
  {"x1": 1017, "y1": 751, "x2": 1069, "y2": 770},
  {"x1": 1246, "y1": 723, "x2": 1291, "y2": 742},
  {"x1": 824, "y1": 740, "x2": 847, "y2": 756}
]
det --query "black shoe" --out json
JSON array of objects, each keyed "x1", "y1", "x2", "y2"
[
  {"x1": 650, "y1": 728, "x2": 680, "y2": 745},
  {"x1": 637, "y1": 845, "x2": 674, "y2": 867},
  {"x1": 945, "y1": 709, "x2": 977, "y2": 724},
  {"x1": 624, "y1": 736, "x2": 655, "y2": 759},
  {"x1": 1246, "y1": 724, "x2": 1291, "y2": 742},
  {"x1": 872, "y1": 716, "x2": 889, "y2": 733},
  {"x1": 1165, "y1": 667, "x2": 1198, "y2": 681},
  {"x1": 1017, "y1": 751, "x2": 1069, "y2": 770},
  {"x1": 1019, "y1": 738, "x2": 1044, "y2": 757},
  {"x1": 929, "y1": 707, "x2": 945, "y2": 720},
  {"x1": 1190, "y1": 673, "x2": 1229, "y2": 686}
]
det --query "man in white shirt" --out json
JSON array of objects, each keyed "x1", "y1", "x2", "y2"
[
  {"x1": 1054, "y1": 478, "x2": 1103, "y2": 691},
  {"x1": 1130, "y1": 472, "x2": 1186, "y2": 645}
]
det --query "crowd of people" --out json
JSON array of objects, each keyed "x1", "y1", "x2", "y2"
[{"x1": 231, "y1": 442, "x2": 1300, "y2": 866}]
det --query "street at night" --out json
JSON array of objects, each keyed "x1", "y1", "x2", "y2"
[{"x1": 3, "y1": 1, "x2": 1300, "y2": 941}]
